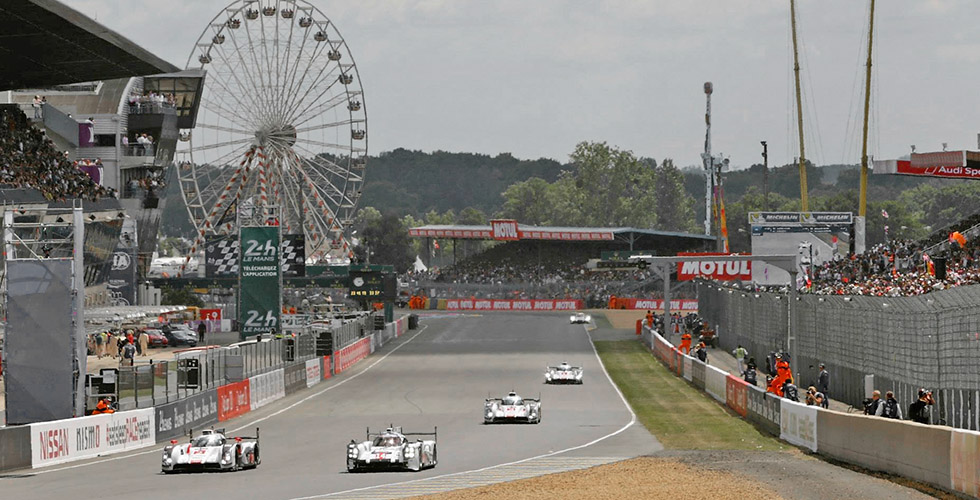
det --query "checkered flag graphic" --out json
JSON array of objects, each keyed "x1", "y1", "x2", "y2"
[
  {"x1": 205, "y1": 236, "x2": 239, "y2": 277},
  {"x1": 281, "y1": 234, "x2": 306, "y2": 277}
]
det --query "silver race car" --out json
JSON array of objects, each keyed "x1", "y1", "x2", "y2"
[
  {"x1": 347, "y1": 426, "x2": 437, "y2": 472},
  {"x1": 161, "y1": 428, "x2": 260, "y2": 473},
  {"x1": 570, "y1": 312, "x2": 592, "y2": 324},
  {"x1": 484, "y1": 391, "x2": 541, "y2": 424},
  {"x1": 545, "y1": 362, "x2": 584, "y2": 384}
]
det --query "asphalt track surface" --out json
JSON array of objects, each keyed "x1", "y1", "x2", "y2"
[{"x1": 0, "y1": 312, "x2": 661, "y2": 500}]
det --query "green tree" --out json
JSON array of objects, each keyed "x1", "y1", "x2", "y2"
[
  {"x1": 360, "y1": 212, "x2": 413, "y2": 272},
  {"x1": 161, "y1": 287, "x2": 205, "y2": 307},
  {"x1": 654, "y1": 159, "x2": 697, "y2": 232},
  {"x1": 499, "y1": 177, "x2": 556, "y2": 224},
  {"x1": 562, "y1": 141, "x2": 659, "y2": 227}
]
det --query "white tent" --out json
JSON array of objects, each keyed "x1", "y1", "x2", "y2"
[{"x1": 413, "y1": 255, "x2": 428, "y2": 272}]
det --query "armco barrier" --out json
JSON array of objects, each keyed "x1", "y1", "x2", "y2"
[
  {"x1": 951, "y1": 429, "x2": 980, "y2": 497},
  {"x1": 333, "y1": 337, "x2": 371, "y2": 375},
  {"x1": 217, "y1": 380, "x2": 250, "y2": 421},
  {"x1": 31, "y1": 408, "x2": 155, "y2": 467},
  {"x1": 154, "y1": 388, "x2": 218, "y2": 442},
  {"x1": 284, "y1": 363, "x2": 305, "y2": 395},
  {"x1": 746, "y1": 385, "x2": 781, "y2": 435},
  {"x1": 705, "y1": 365, "x2": 727, "y2": 403},
  {"x1": 0, "y1": 425, "x2": 32, "y2": 472},
  {"x1": 305, "y1": 358, "x2": 321, "y2": 387},
  {"x1": 249, "y1": 368, "x2": 285, "y2": 411},
  {"x1": 817, "y1": 409, "x2": 952, "y2": 491},
  {"x1": 725, "y1": 375, "x2": 749, "y2": 417},
  {"x1": 444, "y1": 299, "x2": 583, "y2": 311},
  {"x1": 780, "y1": 399, "x2": 818, "y2": 452}
]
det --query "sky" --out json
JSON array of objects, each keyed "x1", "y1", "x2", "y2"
[{"x1": 66, "y1": 0, "x2": 980, "y2": 169}]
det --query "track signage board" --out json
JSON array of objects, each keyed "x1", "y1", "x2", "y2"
[
  {"x1": 675, "y1": 252, "x2": 752, "y2": 281},
  {"x1": 239, "y1": 226, "x2": 281, "y2": 338},
  {"x1": 348, "y1": 271, "x2": 386, "y2": 300}
]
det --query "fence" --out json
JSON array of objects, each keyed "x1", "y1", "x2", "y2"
[
  {"x1": 697, "y1": 281, "x2": 980, "y2": 431},
  {"x1": 113, "y1": 314, "x2": 371, "y2": 412}
]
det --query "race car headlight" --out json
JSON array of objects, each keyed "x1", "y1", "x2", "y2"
[
  {"x1": 348, "y1": 445, "x2": 358, "y2": 458},
  {"x1": 404, "y1": 447, "x2": 415, "y2": 458},
  {"x1": 545, "y1": 372, "x2": 552, "y2": 379},
  {"x1": 221, "y1": 452, "x2": 232, "y2": 464},
  {"x1": 576, "y1": 372, "x2": 583, "y2": 379}
]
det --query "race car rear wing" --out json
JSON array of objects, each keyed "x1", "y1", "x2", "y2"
[{"x1": 366, "y1": 426, "x2": 437, "y2": 441}]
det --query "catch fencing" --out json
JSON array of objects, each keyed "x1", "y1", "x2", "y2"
[{"x1": 697, "y1": 281, "x2": 980, "y2": 431}]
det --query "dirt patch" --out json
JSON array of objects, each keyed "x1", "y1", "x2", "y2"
[
  {"x1": 409, "y1": 457, "x2": 784, "y2": 500},
  {"x1": 594, "y1": 309, "x2": 646, "y2": 329}
]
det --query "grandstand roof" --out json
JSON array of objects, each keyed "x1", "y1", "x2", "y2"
[
  {"x1": 0, "y1": 0, "x2": 178, "y2": 91},
  {"x1": 408, "y1": 224, "x2": 715, "y2": 243}
]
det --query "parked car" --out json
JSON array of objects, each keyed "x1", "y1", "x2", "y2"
[{"x1": 143, "y1": 330, "x2": 169, "y2": 348}]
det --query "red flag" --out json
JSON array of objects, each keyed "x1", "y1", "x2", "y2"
[
  {"x1": 433, "y1": 239, "x2": 440, "y2": 250},
  {"x1": 881, "y1": 209, "x2": 889, "y2": 219}
]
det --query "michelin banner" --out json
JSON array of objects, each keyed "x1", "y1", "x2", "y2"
[{"x1": 32, "y1": 408, "x2": 155, "y2": 467}]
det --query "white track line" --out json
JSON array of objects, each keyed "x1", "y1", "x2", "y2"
[
  {"x1": 12, "y1": 325, "x2": 430, "y2": 477},
  {"x1": 289, "y1": 323, "x2": 637, "y2": 500}
]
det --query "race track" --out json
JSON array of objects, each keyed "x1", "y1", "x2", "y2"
[{"x1": 0, "y1": 313, "x2": 661, "y2": 500}]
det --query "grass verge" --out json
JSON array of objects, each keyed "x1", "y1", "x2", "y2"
[{"x1": 595, "y1": 340, "x2": 786, "y2": 451}]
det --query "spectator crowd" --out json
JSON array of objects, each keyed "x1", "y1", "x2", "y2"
[
  {"x1": 127, "y1": 90, "x2": 176, "y2": 114},
  {"x1": 0, "y1": 107, "x2": 116, "y2": 201}
]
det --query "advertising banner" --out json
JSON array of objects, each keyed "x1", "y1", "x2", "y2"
[
  {"x1": 725, "y1": 375, "x2": 749, "y2": 417},
  {"x1": 305, "y1": 358, "x2": 321, "y2": 387},
  {"x1": 107, "y1": 246, "x2": 137, "y2": 306},
  {"x1": 444, "y1": 299, "x2": 583, "y2": 311},
  {"x1": 239, "y1": 226, "x2": 280, "y2": 338},
  {"x1": 490, "y1": 219, "x2": 520, "y2": 241},
  {"x1": 349, "y1": 271, "x2": 386, "y2": 301},
  {"x1": 217, "y1": 380, "x2": 251, "y2": 421},
  {"x1": 705, "y1": 365, "x2": 728, "y2": 403},
  {"x1": 205, "y1": 235, "x2": 239, "y2": 277},
  {"x1": 611, "y1": 298, "x2": 700, "y2": 311},
  {"x1": 334, "y1": 337, "x2": 371, "y2": 375},
  {"x1": 155, "y1": 389, "x2": 218, "y2": 441},
  {"x1": 31, "y1": 408, "x2": 155, "y2": 467},
  {"x1": 281, "y1": 233, "x2": 306, "y2": 277},
  {"x1": 284, "y1": 363, "x2": 305, "y2": 395},
  {"x1": 676, "y1": 253, "x2": 752, "y2": 281},
  {"x1": 249, "y1": 369, "x2": 285, "y2": 411},
  {"x1": 780, "y1": 399, "x2": 818, "y2": 452},
  {"x1": 322, "y1": 356, "x2": 332, "y2": 379},
  {"x1": 746, "y1": 385, "x2": 781, "y2": 435},
  {"x1": 683, "y1": 356, "x2": 693, "y2": 382}
]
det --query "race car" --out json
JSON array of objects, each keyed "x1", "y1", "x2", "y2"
[
  {"x1": 545, "y1": 362, "x2": 583, "y2": 384},
  {"x1": 484, "y1": 391, "x2": 541, "y2": 424},
  {"x1": 347, "y1": 426, "x2": 437, "y2": 472},
  {"x1": 161, "y1": 428, "x2": 260, "y2": 473},
  {"x1": 569, "y1": 312, "x2": 592, "y2": 324}
]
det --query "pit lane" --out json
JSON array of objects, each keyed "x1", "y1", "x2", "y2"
[{"x1": 1, "y1": 312, "x2": 661, "y2": 499}]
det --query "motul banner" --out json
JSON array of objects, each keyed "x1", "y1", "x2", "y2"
[
  {"x1": 444, "y1": 299, "x2": 583, "y2": 311},
  {"x1": 490, "y1": 219, "x2": 520, "y2": 241},
  {"x1": 676, "y1": 253, "x2": 751, "y2": 281},
  {"x1": 614, "y1": 298, "x2": 699, "y2": 310}
]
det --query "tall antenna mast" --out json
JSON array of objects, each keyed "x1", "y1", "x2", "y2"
[
  {"x1": 858, "y1": 0, "x2": 876, "y2": 218},
  {"x1": 791, "y1": 0, "x2": 809, "y2": 211},
  {"x1": 702, "y1": 81, "x2": 713, "y2": 236}
]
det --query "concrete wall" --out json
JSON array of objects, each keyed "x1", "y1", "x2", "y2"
[
  {"x1": 817, "y1": 410, "x2": 952, "y2": 491},
  {"x1": 0, "y1": 426, "x2": 32, "y2": 471}
]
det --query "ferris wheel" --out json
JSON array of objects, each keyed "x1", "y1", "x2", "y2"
[{"x1": 176, "y1": 0, "x2": 367, "y2": 262}]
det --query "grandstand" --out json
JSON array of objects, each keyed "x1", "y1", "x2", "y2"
[{"x1": 0, "y1": 0, "x2": 194, "y2": 308}]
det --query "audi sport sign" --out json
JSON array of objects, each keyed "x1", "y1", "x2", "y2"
[{"x1": 676, "y1": 253, "x2": 752, "y2": 281}]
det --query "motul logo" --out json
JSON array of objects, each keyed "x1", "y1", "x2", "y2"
[
  {"x1": 490, "y1": 220, "x2": 519, "y2": 241},
  {"x1": 677, "y1": 260, "x2": 751, "y2": 281}
]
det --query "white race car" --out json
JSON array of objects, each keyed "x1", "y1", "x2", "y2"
[
  {"x1": 347, "y1": 426, "x2": 437, "y2": 472},
  {"x1": 570, "y1": 312, "x2": 591, "y2": 324},
  {"x1": 161, "y1": 428, "x2": 259, "y2": 473},
  {"x1": 545, "y1": 362, "x2": 583, "y2": 384},
  {"x1": 484, "y1": 392, "x2": 541, "y2": 424}
]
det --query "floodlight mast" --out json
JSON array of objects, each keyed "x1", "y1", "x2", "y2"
[{"x1": 702, "y1": 82, "x2": 713, "y2": 237}]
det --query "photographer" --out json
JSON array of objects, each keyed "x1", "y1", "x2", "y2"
[
  {"x1": 908, "y1": 389, "x2": 935, "y2": 425},
  {"x1": 863, "y1": 390, "x2": 882, "y2": 415}
]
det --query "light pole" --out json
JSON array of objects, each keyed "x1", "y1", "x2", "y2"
[{"x1": 761, "y1": 141, "x2": 769, "y2": 211}]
